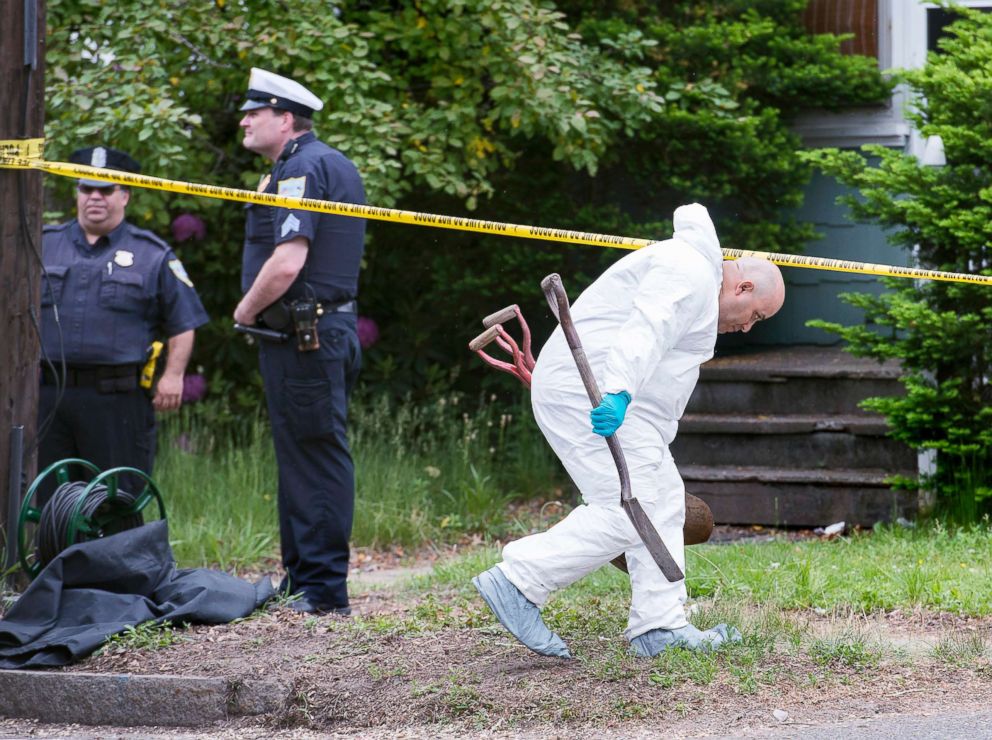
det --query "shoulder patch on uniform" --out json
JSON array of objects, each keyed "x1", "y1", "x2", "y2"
[
  {"x1": 277, "y1": 176, "x2": 306, "y2": 199},
  {"x1": 280, "y1": 213, "x2": 301, "y2": 238},
  {"x1": 169, "y1": 259, "x2": 194, "y2": 288}
]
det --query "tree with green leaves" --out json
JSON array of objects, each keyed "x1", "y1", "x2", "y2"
[
  {"x1": 804, "y1": 6, "x2": 992, "y2": 522},
  {"x1": 355, "y1": 1, "x2": 890, "y2": 397},
  {"x1": 45, "y1": 0, "x2": 674, "y2": 415},
  {"x1": 44, "y1": 0, "x2": 889, "y2": 417}
]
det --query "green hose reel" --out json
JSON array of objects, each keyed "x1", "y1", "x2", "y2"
[{"x1": 17, "y1": 458, "x2": 167, "y2": 579}]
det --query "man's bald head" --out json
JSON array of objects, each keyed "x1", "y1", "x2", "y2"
[{"x1": 717, "y1": 257, "x2": 786, "y2": 334}]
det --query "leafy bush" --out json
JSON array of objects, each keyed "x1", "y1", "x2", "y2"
[{"x1": 803, "y1": 6, "x2": 992, "y2": 522}]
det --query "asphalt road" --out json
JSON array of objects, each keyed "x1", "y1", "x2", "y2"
[{"x1": 709, "y1": 708, "x2": 992, "y2": 739}]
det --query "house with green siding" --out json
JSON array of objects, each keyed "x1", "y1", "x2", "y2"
[
  {"x1": 733, "y1": 0, "x2": 983, "y2": 347},
  {"x1": 679, "y1": 1, "x2": 985, "y2": 525}
]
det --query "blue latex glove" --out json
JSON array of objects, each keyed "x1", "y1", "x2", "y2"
[{"x1": 590, "y1": 391, "x2": 631, "y2": 437}]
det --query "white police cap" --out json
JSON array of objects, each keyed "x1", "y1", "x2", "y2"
[{"x1": 240, "y1": 67, "x2": 324, "y2": 118}]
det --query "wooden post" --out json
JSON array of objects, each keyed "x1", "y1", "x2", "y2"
[{"x1": 1, "y1": 0, "x2": 46, "y2": 581}]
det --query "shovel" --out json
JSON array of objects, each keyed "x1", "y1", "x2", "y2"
[{"x1": 540, "y1": 273, "x2": 685, "y2": 583}]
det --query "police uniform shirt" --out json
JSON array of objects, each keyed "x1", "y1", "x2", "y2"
[
  {"x1": 242, "y1": 132, "x2": 366, "y2": 305},
  {"x1": 41, "y1": 219, "x2": 209, "y2": 365}
]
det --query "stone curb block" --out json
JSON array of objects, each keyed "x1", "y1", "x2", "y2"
[{"x1": 0, "y1": 670, "x2": 288, "y2": 727}]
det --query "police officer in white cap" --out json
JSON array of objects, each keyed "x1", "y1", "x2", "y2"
[
  {"x1": 234, "y1": 68, "x2": 367, "y2": 616},
  {"x1": 38, "y1": 146, "x2": 208, "y2": 499}
]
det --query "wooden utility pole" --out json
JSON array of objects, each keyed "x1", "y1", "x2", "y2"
[{"x1": 1, "y1": 0, "x2": 46, "y2": 581}]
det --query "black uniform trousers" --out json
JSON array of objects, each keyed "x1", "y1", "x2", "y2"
[
  {"x1": 37, "y1": 380, "x2": 155, "y2": 503},
  {"x1": 258, "y1": 313, "x2": 361, "y2": 610}
]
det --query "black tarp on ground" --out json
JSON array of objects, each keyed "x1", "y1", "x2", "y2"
[{"x1": 0, "y1": 520, "x2": 274, "y2": 668}]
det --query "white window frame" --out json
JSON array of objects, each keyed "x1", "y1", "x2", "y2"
[{"x1": 793, "y1": 1, "x2": 992, "y2": 151}]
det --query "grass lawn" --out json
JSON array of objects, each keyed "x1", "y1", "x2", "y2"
[
  {"x1": 155, "y1": 391, "x2": 559, "y2": 569},
  {"x1": 685, "y1": 524, "x2": 992, "y2": 615},
  {"x1": 412, "y1": 521, "x2": 992, "y2": 624},
  {"x1": 153, "y1": 393, "x2": 991, "y2": 620}
]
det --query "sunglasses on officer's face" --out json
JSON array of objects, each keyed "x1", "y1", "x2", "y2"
[{"x1": 77, "y1": 184, "x2": 120, "y2": 196}]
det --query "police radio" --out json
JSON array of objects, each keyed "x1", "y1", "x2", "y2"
[{"x1": 291, "y1": 300, "x2": 322, "y2": 352}]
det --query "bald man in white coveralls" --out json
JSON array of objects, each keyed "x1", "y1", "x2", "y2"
[{"x1": 473, "y1": 203, "x2": 786, "y2": 658}]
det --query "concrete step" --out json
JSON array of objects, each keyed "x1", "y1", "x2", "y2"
[
  {"x1": 688, "y1": 346, "x2": 904, "y2": 415},
  {"x1": 681, "y1": 464, "x2": 896, "y2": 485},
  {"x1": 701, "y1": 346, "x2": 902, "y2": 381},
  {"x1": 672, "y1": 413, "x2": 916, "y2": 470},
  {"x1": 679, "y1": 413, "x2": 890, "y2": 435},
  {"x1": 687, "y1": 377, "x2": 903, "y2": 415},
  {"x1": 681, "y1": 465, "x2": 917, "y2": 527}
]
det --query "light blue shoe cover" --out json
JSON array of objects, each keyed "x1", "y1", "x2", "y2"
[
  {"x1": 472, "y1": 566, "x2": 571, "y2": 659},
  {"x1": 630, "y1": 623, "x2": 742, "y2": 657}
]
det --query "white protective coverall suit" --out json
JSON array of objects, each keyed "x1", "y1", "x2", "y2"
[{"x1": 497, "y1": 203, "x2": 723, "y2": 640}]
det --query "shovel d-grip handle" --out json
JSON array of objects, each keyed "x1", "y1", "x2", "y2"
[
  {"x1": 540, "y1": 273, "x2": 684, "y2": 583},
  {"x1": 469, "y1": 325, "x2": 500, "y2": 353},
  {"x1": 482, "y1": 305, "x2": 518, "y2": 328},
  {"x1": 469, "y1": 325, "x2": 533, "y2": 387},
  {"x1": 469, "y1": 303, "x2": 535, "y2": 387},
  {"x1": 483, "y1": 304, "x2": 535, "y2": 370}
]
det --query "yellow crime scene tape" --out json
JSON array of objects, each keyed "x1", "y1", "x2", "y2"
[
  {"x1": 2, "y1": 142, "x2": 991, "y2": 286},
  {"x1": 0, "y1": 138, "x2": 44, "y2": 160}
]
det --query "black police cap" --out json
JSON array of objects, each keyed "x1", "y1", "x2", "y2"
[{"x1": 69, "y1": 146, "x2": 141, "y2": 186}]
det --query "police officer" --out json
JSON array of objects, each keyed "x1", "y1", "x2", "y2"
[
  {"x1": 235, "y1": 68, "x2": 366, "y2": 615},
  {"x1": 39, "y1": 146, "x2": 209, "y2": 497}
]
